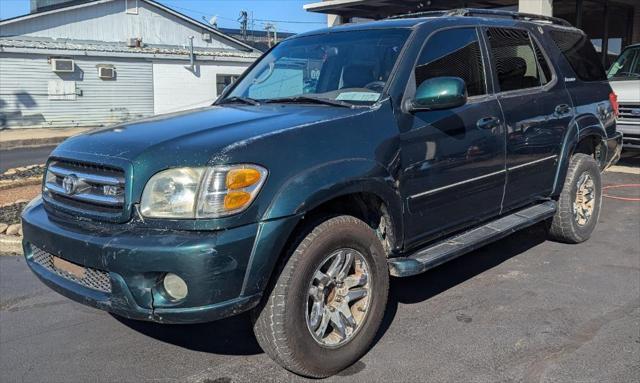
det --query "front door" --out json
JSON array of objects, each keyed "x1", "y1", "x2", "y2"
[
  {"x1": 399, "y1": 27, "x2": 506, "y2": 248},
  {"x1": 484, "y1": 27, "x2": 574, "y2": 210}
]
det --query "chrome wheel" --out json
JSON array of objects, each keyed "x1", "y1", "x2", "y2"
[
  {"x1": 306, "y1": 248, "x2": 371, "y2": 347},
  {"x1": 573, "y1": 172, "x2": 596, "y2": 226}
]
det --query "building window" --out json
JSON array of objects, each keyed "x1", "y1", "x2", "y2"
[{"x1": 217, "y1": 75, "x2": 239, "y2": 96}]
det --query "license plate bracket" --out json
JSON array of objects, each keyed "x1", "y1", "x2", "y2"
[{"x1": 52, "y1": 256, "x2": 86, "y2": 279}]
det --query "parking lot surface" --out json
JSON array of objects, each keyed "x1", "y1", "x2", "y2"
[{"x1": 1, "y1": 171, "x2": 638, "y2": 383}]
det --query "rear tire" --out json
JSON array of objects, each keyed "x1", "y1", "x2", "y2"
[
  {"x1": 548, "y1": 153, "x2": 602, "y2": 243},
  {"x1": 252, "y1": 215, "x2": 389, "y2": 378}
]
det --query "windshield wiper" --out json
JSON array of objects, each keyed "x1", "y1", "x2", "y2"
[
  {"x1": 218, "y1": 96, "x2": 261, "y2": 106},
  {"x1": 264, "y1": 96, "x2": 354, "y2": 108}
]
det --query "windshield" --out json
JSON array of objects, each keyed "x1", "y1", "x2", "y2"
[
  {"x1": 607, "y1": 46, "x2": 640, "y2": 81},
  {"x1": 223, "y1": 29, "x2": 411, "y2": 105}
]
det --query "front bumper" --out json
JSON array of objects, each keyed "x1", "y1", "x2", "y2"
[
  {"x1": 617, "y1": 123, "x2": 640, "y2": 149},
  {"x1": 603, "y1": 132, "x2": 623, "y2": 169},
  {"x1": 21, "y1": 200, "x2": 272, "y2": 324}
]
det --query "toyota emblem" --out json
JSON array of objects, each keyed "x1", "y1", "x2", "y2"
[{"x1": 62, "y1": 174, "x2": 79, "y2": 195}]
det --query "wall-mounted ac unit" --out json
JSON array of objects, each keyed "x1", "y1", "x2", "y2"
[
  {"x1": 51, "y1": 58, "x2": 74, "y2": 73},
  {"x1": 98, "y1": 67, "x2": 115, "y2": 79}
]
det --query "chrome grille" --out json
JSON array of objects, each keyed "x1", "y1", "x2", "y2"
[
  {"x1": 31, "y1": 245, "x2": 112, "y2": 293},
  {"x1": 44, "y1": 160, "x2": 125, "y2": 214},
  {"x1": 618, "y1": 104, "x2": 640, "y2": 121}
]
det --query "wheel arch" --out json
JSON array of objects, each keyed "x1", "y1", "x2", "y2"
[
  {"x1": 552, "y1": 113, "x2": 607, "y2": 196},
  {"x1": 242, "y1": 159, "x2": 403, "y2": 297}
]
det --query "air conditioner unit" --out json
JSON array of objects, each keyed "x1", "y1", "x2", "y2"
[
  {"x1": 51, "y1": 58, "x2": 74, "y2": 73},
  {"x1": 98, "y1": 67, "x2": 115, "y2": 79}
]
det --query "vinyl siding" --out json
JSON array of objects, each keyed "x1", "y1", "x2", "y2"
[
  {"x1": 152, "y1": 61, "x2": 248, "y2": 114},
  {"x1": 0, "y1": 52, "x2": 153, "y2": 127}
]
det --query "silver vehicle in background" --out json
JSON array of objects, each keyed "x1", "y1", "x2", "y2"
[{"x1": 608, "y1": 43, "x2": 640, "y2": 150}]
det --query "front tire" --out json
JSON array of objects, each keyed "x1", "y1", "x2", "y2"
[
  {"x1": 252, "y1": 215, "x2": 389, "y2": 378},
  {"x1": 548, "y1": 153, "x2": 602, "y2": 243}
]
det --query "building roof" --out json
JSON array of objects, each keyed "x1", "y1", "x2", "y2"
[
  {"x1": 1, "y1": 0, "x2": 257, "y2": 52},
  {"x1": 0, "y1": 36, "x2": 262, "y2": 61},
  {"x1": 218, "y1": 28, "x2": 297, "y2": 52}
]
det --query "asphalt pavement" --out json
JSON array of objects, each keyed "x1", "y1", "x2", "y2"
[
  {"x1": 0, "y1": 146, "x2": 55, "y2": 172},
  {"x1": 1, "y1": 171, "x2": 638, "y2": 383}
]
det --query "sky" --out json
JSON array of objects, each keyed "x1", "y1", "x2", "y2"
[{"x1": 0, "y1": 0, "x2": 327, "y2": 34}]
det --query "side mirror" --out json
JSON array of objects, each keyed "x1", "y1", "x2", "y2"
[{"x1": 409, "y1": 76, "x2": 467, "y2": 112}]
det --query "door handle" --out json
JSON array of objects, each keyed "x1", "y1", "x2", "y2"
[
  {"x1": 554, "y1": 104, "x2": 571, "y2": 116},
  {"x1": 476, "y1": 116, "x2": 500, "y2": 130}
]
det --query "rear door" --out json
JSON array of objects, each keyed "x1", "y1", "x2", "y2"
[
  {"x1": 484, "y1": 26, "x2": 573, "y2": 211},
  {"x1": 399, "y1": 27, "x2": 506, "y2": 248}
]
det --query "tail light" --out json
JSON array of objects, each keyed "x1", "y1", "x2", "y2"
[{"x1": 609, "y1": 92, "x2": 619, "y2": 117}]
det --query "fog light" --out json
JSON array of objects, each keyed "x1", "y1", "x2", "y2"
[{"x1": 163, "y1": 273, "x2": 188, "y2": 300}]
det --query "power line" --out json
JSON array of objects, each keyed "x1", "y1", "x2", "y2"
[
  {"x1": 253, "y1": 18, "x2": 325, "y2": 24},
  {"x1": 164, "y1": 2, "x2": 326, "y2": 25}
]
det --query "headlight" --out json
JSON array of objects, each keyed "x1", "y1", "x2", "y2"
[{"x1": 140, "y1": 164, "x2": 267, "y2": 219}]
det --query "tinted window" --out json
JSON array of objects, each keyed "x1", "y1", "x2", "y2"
[
  {"x1": 415, "y1": 28, "x2": 486, "y2": 97},
  {"x1": 550, "y1": 30, "x2": 607, "y2": 82},
  {"x1": 486, "y1": 28, "x2": 549, "y2": 92}
]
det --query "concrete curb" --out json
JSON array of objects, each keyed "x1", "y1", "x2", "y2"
[
  {"x1": 0, "y1": 177, "x2": 42, "y2": 191},
  {"x1": 0, "y1": 137, "x2": 69, "y2": 151},
  {"x1": 0, "y1": 234, "x2": 22, "y2": 256},
  {"x1": 0, "y1": 127, "x2": 91, "y2": 150}
]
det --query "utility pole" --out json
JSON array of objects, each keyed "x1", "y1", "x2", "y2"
[
  {"x1": 238, "y1": 10, "x2": 248, "y2": 40},
  {"x1": 265, "y1": 23, "x2": 278, "y2": 47}
]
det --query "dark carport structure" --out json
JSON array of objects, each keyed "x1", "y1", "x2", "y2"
[{"x1": 304, "y1": 0, "x2": 639, "y2": 66}]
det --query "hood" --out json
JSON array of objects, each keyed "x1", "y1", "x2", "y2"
[
  {"x1": 609, "y1": 79, "x2": 640, "y2": 103},
  {"x1": 53, "y1": 104, "x2": 364, "y2": 168}
]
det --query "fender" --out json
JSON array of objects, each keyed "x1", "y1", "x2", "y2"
[
  {"x1": 552, "y1": 113, "x2": 606, "y2": 195},
  {"x1": 239, "y1": 159, "x2": 404, "y2": 297},
  {"x1": 264, "y1": 158, "x2": 402, "y2": 227}
]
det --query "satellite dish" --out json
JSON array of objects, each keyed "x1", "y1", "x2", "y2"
[{"x1": 209, "y1": 15, "x2": 218, "y2": 27}]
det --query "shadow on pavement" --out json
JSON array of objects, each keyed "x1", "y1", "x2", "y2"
[
  {"x1": 375, "y1": 221, "x2": 549, "y2": 344},
  {"x1": 113, "y1": 311, "x2": 263, "y2": 356},
  {"x1": 114, "y1": 223, "x2": 549, "y2": 358}
]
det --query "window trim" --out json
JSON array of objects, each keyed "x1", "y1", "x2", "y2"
[
  {"x1": 403, "y1": 25, "x2": 492, "y2": 106},
  {"x1": 482, "y1": 26, "x2": 558, "y2": 97}
]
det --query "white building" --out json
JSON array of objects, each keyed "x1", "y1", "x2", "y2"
[{"x1": 0, "y1": 0, "x2": 262, "y2": 128}]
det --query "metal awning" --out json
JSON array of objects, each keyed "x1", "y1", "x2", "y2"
[{"x1": 304, "y1": 0, "x2": 517, "y2": 19}]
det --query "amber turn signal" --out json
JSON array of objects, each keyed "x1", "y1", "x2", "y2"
[
  {"x1": 224, "y1": 191, "x2": 252, "y2": 210},
  {"x1": 226, "y1": 168, "x2": 262, "y2": 190}
]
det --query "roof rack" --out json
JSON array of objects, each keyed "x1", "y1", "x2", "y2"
[{"x1": 389, "y1": 8, "x2": 572, "y2": 27}]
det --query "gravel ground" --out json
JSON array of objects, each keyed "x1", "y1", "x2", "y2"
[
  {"x1": 0, "y1": 171, "x2": 638, "y2": 383},
  {"x1": 0, "y1": 165, "x2": 45, "y2": 181},
  {"x1": 0, "y1": 201, "x2": 29, "y2": 225},
  {"x1": 0, "y1": 185, "x2": 40, "y2": 206}
]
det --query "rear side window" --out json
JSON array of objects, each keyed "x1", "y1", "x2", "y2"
[
  {"x1": 549, "y1": 30, "x2": 606, "y2": 82},
  {"x1": 486, "y1": 28, "x2": 551, "y2": 92},
  {"x1": 414, "y1": 27, "x2": 486, "y2": 97}
]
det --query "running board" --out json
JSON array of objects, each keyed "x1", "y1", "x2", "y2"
[{"x1": 389, "y1": 201, "x2": 557, "y2": 277}]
